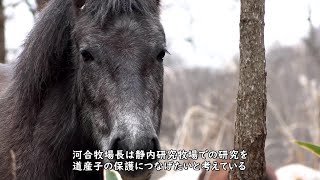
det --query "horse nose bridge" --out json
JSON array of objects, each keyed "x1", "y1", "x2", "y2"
[
  {"x1": 114, "y1": 102, "x2": 153, "y2": 122},
  {"x1": 117, "y1": 71, "x2": 150, "y2": 97},
  {"x1": 109, "y1": 113, "x2": 159, "y2": 149},
  {"x1": 121, "y1": 115, "x2": 156, "y2": 136}
]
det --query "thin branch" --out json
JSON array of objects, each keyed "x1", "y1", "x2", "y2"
[
  {"x1": 24, "y1": 0, "x2": 36, "y2": 17},
  {"x1": 10, "y1": 150, "x2": 17, "y2": 180}
]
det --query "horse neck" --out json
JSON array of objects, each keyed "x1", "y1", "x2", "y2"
[{"x1": 35, "y1": 75, "x2": 98, "y2": 151}]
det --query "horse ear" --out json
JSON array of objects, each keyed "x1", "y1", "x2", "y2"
[{"x1": 73, "y1": 0, "x2": 86, "y2": 11}]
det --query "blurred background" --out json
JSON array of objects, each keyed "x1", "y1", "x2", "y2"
[{"x1": 2, "y1": 0, "x2": 320, "y2": 178}]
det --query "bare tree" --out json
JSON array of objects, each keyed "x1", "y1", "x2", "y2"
[
  {"x1": 230, "y1": 0, "x2": 267, "y2": 179},
  {"x1": 304, "y1": 7, "x2": 320, "y2": 65}
]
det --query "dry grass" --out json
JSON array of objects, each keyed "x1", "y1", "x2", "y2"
[
  {"x1": 160, "y1": 37, "x2": 320, "y2": 172},
  {"x1": 10, "y1": 150, "x2": 16, "y2": 180}
]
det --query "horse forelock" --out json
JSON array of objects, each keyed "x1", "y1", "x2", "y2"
[{"x1": 81, "y1": 0, "x2": 160, "y2": 25}]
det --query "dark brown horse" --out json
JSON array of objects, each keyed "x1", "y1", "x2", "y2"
[{"x1": 0, "y1": 0, "x2": 166, "y2": 180}]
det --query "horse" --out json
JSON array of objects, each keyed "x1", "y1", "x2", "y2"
[{"x1": 0, "y1": 0, "x2": 166, "y2": 179}]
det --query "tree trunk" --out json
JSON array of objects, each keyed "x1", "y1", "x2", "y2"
[
  {"x1": 0, "y1": 0, "x2": 5, "y2": 63},
  {"x1": 230, "y1": 0, "x2": 267, "y2": 179}
]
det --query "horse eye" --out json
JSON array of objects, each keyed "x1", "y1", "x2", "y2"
[
  {"x1": 80, "y1": 49, "x2": 94, "y2": 61},
  {"x1": 157, "y1": 50, "x2": 167, "y2": 62}
]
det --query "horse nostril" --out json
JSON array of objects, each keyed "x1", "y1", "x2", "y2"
[
  {"x1": 108, "y1": 133, "x2": 160, "y2": 155},
  {"x1": 109, "y1": 136, "x2": 121, "y2": 153},
  {"x1": 151, "y1": 137, "x2": 160, "y2": 152}
]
